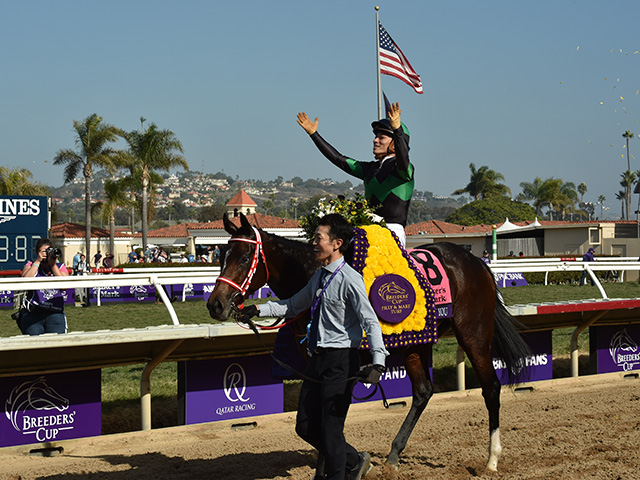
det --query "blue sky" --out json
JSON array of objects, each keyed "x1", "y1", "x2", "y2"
[{"x1": 1, "y1": 1, "x2": 638, "y2": 218}]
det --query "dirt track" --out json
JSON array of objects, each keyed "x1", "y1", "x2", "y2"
[{"x1": 1, "y1": 372, "x2": 639, "y2": 480}]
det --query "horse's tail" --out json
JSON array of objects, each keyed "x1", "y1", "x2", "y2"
[{"x1": 492, "y1": 293, "x2": 532, "y2": 385}]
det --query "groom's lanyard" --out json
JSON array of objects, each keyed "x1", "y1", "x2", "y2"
[{"x1": 303, "y1": 260, "x2": 346, "y2": 344}]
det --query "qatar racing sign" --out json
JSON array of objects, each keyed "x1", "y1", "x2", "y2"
[
  {"x1": 180, "y1": 354, "x2": 283, "y2": 424},
  {"x1": 0, "y1": 370, "x2": 101, "y2": 447}
]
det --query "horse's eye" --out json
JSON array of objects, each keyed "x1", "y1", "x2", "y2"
[{"x1": 240, "y1": 255, "x2": 251, "y2": 265}]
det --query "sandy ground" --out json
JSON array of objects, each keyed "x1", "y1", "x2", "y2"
[{"x1": 1, "y1": 372, "x2": 639, "y2": 480}]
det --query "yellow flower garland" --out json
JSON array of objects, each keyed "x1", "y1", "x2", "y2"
[{"x1": 361, "y1": 225, "x2": 427, "y2": 335}]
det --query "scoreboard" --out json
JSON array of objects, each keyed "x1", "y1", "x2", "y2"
[{"x1": 0, "y1": 196, "x2": 49, "y2": 271}]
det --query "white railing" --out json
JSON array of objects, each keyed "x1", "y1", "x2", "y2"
[
  {"x1": 490, "y1": 259, "x2": 640, "y2": 299},
  {"x1": 0, "y1": 268, "x2": 221, "y2": 326}
]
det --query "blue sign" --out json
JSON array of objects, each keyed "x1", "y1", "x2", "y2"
[{"x1": 0, "y1": 196, "x2": 49, "y2": 271}]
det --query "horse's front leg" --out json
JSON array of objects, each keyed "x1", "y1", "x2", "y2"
[{"x1": 386, "y1": 345, "x2": 433, "y2": 469}]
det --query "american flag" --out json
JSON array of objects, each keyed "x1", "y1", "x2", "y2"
[{"x1": 378, "y1": 22, "x2": 423, "y2": 94}]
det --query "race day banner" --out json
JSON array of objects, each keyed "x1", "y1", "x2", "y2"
[
  {"x1": 179, "y1": 354, "x2": 283, "y2": 425},
  {"x1": 0, "y1": 370, "x2": 101, "y2": 448},
  {"x1": 590, "y1": 324, "x2": 640, "y2": 374},
  {"x1": 493, "y1": 330, "x2": 552, "y2": 384},
  {"x1": 90, "y1": 284, "x2": 156, "y2": 303}
]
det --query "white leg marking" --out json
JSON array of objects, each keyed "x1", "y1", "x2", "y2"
[{"x1": 486, "y1": 428, "x2": 502, "y2": 472}]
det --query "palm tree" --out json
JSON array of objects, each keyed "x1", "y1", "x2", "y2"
[
  {"x1": 615, "y1": 191, "x2": 625, "y2": 219},
  {"x1": 452, "y1": 163, "x2": 510, "y2": 200},
  {"x1": 519, "y1": 177, "x2": 545, "y2": 215},
  {"x1": 53, "y1": 114, "x2": 123, "y2": 260},
  {"x1": 577, "y1": 182, "x2": 587, "y2": 202},
  {"x1": 0, "y1": 167, "x2": 50, "y2": 195},
  {"x1": 622, "y1": 130, "x2": 634, "y2": 172},
  {"x1": 597, "y1": 194, "x2": 607, "y2": 220},
  {"x1": 121, "y1": 123, "x2": 188, "y2": 249},
  {"x1": 620, "y1": 170, "x2": 636, "y2": 220},
  {"x1": 557, "y1": 181, "x2": 578, "y2": 220},
  {"x1": 94, "y1": 179, "x2": 132, "y2": 256}
]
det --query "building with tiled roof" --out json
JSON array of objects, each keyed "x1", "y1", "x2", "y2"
[
  {"x1": 144, "y1": 213, "x2": 301, "y2": 254},
  {"x1": 226, "y1": 189, "x2": 257, "y2": 216},
  {"x1": 406, "y1": 218, "x2": 639, "y2": 260},
  {"x1": 50, "y1": 222, "x2": 134, "y2": 266}
]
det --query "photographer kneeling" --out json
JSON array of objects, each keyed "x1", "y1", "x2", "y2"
[{"x1": 18, "y1": 238, "x2": 69, "y2": 335}]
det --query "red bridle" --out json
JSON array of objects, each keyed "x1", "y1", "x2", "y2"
[{"x1": 216, "y1": 227, "x2": 269, "y2": 298}]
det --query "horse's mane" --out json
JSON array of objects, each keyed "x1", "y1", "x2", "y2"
[{"x1": 230, "y1": 220, "x2": 319, "y2": 283}]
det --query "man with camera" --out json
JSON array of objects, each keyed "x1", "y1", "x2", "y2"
[{"x1": 18, "y1": 238, "x2": 69, "y2": 335}]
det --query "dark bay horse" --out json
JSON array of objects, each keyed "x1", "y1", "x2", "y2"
[{"x1": 207, "y1": 213, "x2": 530, "y2": 473}]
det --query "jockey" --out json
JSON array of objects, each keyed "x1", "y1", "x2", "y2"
[{"x1": 297, "y1": 102, "x2": 415, "y2": 246}]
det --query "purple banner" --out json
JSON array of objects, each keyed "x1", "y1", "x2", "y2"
[
  {"x1": 591, "y1": 325, "x2": 640, "y2": 374},
  {"x1": 0, "y1": 289, "x2": 13, "y2": 308},
  {"x1": 90, "y1": 285, "x2": 156, "y2": 302},
  {"x1": 493, "y1": 330, "x2": 552, "y2": 384},
  {"x1": 172, "y1": 283, "x2": 208, "y2": 300},
  {"x1": 352, "y1": 352, "x2": 429, "y2": 403},
  {"x1": 0, "y1": 370, "x2": 101, "y2": 447},
  {"x1": 495, "y1": 272, "x2": 528, "y2": 287},
  {"x1": 182, "y1": 354, "x2": 283, "y2": 424}
]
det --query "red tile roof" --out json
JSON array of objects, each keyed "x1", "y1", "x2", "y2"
[
  {"x1": 50, "y1": 222, "x2": 130, "y2": 238},
  {"x1": 405, "y1": 220, "x2": 492, "y2": 236},
  {"x1": 226, "y1": 189, "x2": 257, "y2": 207},
  {"x1": 188, "y1": 213, "x2": 299, "y2": 230}
]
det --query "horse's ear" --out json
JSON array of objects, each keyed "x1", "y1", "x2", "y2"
[
  {"x1": 240, "y1": 213, "x2": 252, "y2": 232},
  {"x1": 223, "y1": 212, "x2": 238, "y2": 235}
]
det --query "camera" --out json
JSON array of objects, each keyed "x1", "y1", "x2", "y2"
[{"x1": 46, "y1": 247, "x2": 62, "y2": 259}]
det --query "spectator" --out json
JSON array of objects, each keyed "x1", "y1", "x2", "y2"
[
  {"x1": 74, "y1": 254, "x2": 90, "y2": 305},
  {"x1": 102, "y1": 252, "x2": 114, "y2": 269},
  {"x1": 179, "y1": 253, "x2": 189, "y2": 263},
  {"x1": 153, "y1": 247, "x2": 168, "y2": 263},
  {"x1": 72, "y1": 251, "x2": 82, "y2": 271},
  {"x1": 18, "y1": 238, "x2": 69, "y2": 335},
  {"x1": 93, "y1": 250, "x2": 102, "y2": 268},
  {"x1": 128, "y1": 247, "x2": 138, "y2": 263},
  {"x1": 212, "y1": 245, "x2": 220, "y2": 264},
  {"x1": 481, "y1": 250, "x2": 491, "y2": 265},
  {"x1": 580, "y1": 248, "x2": 596, "y2": 286}
]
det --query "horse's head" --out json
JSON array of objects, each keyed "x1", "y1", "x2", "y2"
[{"x1": 207, "y1": 213, "x2": 269, "y2": 321}]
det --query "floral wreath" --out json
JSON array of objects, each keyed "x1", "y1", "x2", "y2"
[{"x1": 300, "y1": 193, "x2": 384, "y2": 241}]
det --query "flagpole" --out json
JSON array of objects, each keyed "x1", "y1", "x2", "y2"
[{"x1": 375, "y1": 6, "x2": 383, "y2": 120}]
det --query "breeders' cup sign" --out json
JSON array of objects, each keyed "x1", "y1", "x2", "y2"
[
  {"x1": 0, "y1": 370, "x2": 101, "y2": 447},
  {"x1": 591, "y1": 325, "x2": 640, "y2": 373},
  {"x1": 181, "y1": 354, "x2": 283, "y2": 424},
  {"x1": 0, "y1": 196, "x2": 49, "y2": 271}
]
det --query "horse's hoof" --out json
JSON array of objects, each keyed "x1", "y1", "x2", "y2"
[
  {"x1": 384, "y1": 459, "x2": 399, "y2": 471},
  {"x1": 486, "y1": 461, "x2": 498, "y2": 472}
]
